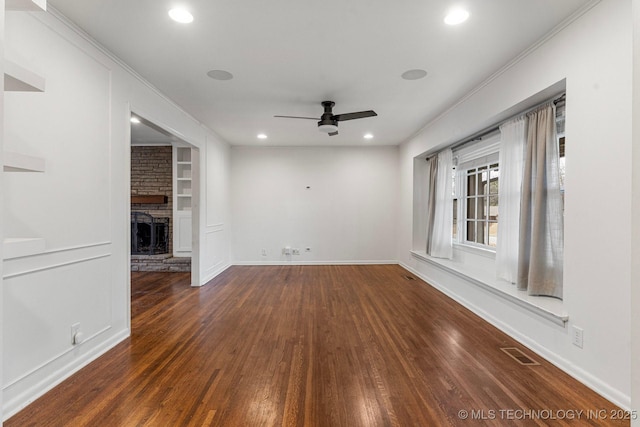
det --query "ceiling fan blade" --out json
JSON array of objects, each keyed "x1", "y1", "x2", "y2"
[
  {"x1": 328, "y1": 131, "x2": 339, "y2": 136},
  {"x1": 333, "y1": 110, "x2": 377, "y2": 121},
  {"x1": 274, "y1": 115, "x2": 318, "y2": 120}
]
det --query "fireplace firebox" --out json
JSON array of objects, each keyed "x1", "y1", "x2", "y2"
[{"x1": 131, "y1": 212, "x2": 169, "y2": 255}]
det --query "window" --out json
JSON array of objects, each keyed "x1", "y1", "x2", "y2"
[
  {"x1": 464, "y1": 163, "x2": 499, "y2": 246},
  {"x1": 452, "y1": 132, "x2": 501, "y2": 250}
]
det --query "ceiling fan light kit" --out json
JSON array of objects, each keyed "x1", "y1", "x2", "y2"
[
  {"x1": 318, "y1": 123, "x2": 338, "y2": 134},
  {"x1": 275, "y1": 100, "x2": 377, "y2": 137}
]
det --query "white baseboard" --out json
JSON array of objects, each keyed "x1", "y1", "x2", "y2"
[
  {"x1": 199, "y1": 262, "x2": 232, "y2": 286},
  {"x1": 399, "y1": 262, "x2": 631, "y2": 410},
  {"x1": 232, "y1": 260, "x2": 398, "y2": 266}
]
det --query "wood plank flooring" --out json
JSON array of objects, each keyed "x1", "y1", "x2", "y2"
[{"x1": 6, "y1": 265, "x2": 628, "y2": 426}]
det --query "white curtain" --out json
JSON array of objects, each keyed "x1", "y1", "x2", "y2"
[
  {"x1": 495, "y1": 116, "x2": 526, "y2": 283},
  {"x1": 517, "y1": 103, "x2": 564, "y2": 298},
  {"x1": 427, "y1": 148, "x2": 453, "y2": 258}
]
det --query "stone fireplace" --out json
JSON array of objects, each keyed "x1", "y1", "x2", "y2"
[{"x1": 130, "y1": 145, "x2": 190, "y2": 272}]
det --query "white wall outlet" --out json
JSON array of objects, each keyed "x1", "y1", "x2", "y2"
[
  {"x1": 283, "y1": 246, "x2": 291, "y2": 255},
  {"x1": 571, "y1": 326, "x2": 584, "y2": 348},
  {"x1": 261, "y1": 248, "x2": 267, "y2": 256},
  {"x1": 71, "y1": 323, "x2": 81, "y2": 345},
  {"x1": 292, "y1": 248, "x2": 300, "y2": 255}
]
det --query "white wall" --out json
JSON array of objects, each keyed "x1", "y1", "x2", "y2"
[
  {"x1": 202, "y1": 132, "x2": 231, "y2": 282},
  {"x1": 631, "y1": 0, "x2": 640, "y2": 423},
  {"x1": 398, "y1": 0, "x2": 632, "y2": 408},
  {"x1": 1, "y1": 10, "x2": 231, "y2": 418},
  {"x1": 0, "y1": 1, "x2": 5, "y2": 421},
  {"x1": 231, "y1": 146, "x2": 398, "y2": 264}
]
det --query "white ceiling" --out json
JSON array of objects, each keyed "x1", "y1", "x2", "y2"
[
  {"x1": 49, "y1": 0, "x2": 591, "y2": 146},
  {"x1": 130, "y1": 116, "x2": 178, "y2": 146}
]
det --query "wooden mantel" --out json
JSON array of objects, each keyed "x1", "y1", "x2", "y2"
[{"x1": 131, "y1": 195, "x2": 168, "y2": 204}]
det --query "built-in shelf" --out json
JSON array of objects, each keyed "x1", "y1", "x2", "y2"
[
  {"x1": 4, "y1": 59, "x2": 45, "y2": 92},
  {"x1": 3, "y1": 151, "x2": 45, "y2": 172},
  {"x1": 5, "y1": 0, "x2": 46, "y2": 12},
  {"x1": 173, "y1": 146, "x2": 192, "y2": 256},
  {"x1": 175, "y1": 147, "x2": 192, "y2": 210},
  {"x1": 4, "y1": 237, "x2": 45, "y2": 259}
]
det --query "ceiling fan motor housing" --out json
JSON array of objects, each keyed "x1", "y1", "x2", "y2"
[{"x1": 318, "y1": 101, "x2": 338, "y2": 133}]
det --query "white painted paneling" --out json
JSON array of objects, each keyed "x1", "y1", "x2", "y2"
[
  {"x1": 199, "y1": 132, "x2": 231, "y2": 283},
  {"x1": 3, "y1": 254, "x2": 112, "y2": 410},
  {"x1": 205, "y1": 133, "x2": 229, "y2": 227},
  {"x1": 231, "y1": 146, "x2": 398, "y2": 263},
  {"x1": 203, "y1": 225, "x2": 228, "y2": 282},
  {"x1": 175, "y1": 214, "x2": 192, "y2": 253},
  {"x1": 4, "y1": 13, "x2": 111, "y2": 249},
  {"x1": 398, "y1": 0, "x2": 632, "y2": 408}
]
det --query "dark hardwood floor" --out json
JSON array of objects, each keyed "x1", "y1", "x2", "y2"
[{"x1": 6, "y1": 265, "x2": 628, "y2": 426}]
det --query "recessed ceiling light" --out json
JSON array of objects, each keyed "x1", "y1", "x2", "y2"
[
  {"x1": 207, "y1": 69, "x2": 234, "y2": 81},
  {"x1": 257, "y1": 133, "x2": 267, "y2": 140},
  {"x1": 401, "y1": 69, "x2": 428, "y2": 80},
  {"x1": 130, "y1": 116, "x2": 140, "y2": 124},
  {"x1": 168, "y1": 8, "x2": 194, "y2": 24},
  {"x1": 444, "y1": 8, "x2": 469, "y2": 25},
  {"x1": 364, "y1": 133, "x2": 374, "y2": 140}
]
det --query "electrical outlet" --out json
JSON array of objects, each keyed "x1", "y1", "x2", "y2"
[
  {"x1": 261, "y1": 248, "x2": 267, "y2": 256},
  {"x1": 571, "y1": 326, "x2": 584, "y2": 348},
  {"x1": 71, "y1": 323, "x2": 81, "y2": 345},
  {"x1": 292, "y1": 248, "x2": 300, "y2": 255}
]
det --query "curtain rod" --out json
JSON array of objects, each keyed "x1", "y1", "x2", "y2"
[{"x1": 441, "y1": 92, "x2": 566, "y2": 156}]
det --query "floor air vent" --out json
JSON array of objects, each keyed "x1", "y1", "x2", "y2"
[
  {"x1": 500, "y1": 347, "x2": 539, "y2": 366},
  {"x1": 403, "y1": 275, "x2": 416, "y2": 281}
]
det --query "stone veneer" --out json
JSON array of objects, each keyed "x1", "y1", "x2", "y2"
[{"x1": 130, "y1": 254, "x2": 191, "y2": 273}]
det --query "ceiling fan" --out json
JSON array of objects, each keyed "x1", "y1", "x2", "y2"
[{"x1": 274, "y1": 101, "x2": 377, "y2": 136}]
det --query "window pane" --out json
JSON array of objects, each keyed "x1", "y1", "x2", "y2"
[
  {"x1": 490, "y1": 170, "x2": 499, "y2": 194},
  {"x1": 466, "y1": 197, "x2": 475, "y2": 219},
  {"x1": 452, "y1": 199, "x2": 458, "y2": 240},
  {"x1": 477, "y1": 221, "x2": 485, "y2": 245},
  {"x1": 478, "y1": 196, "x2": 486, "y2": 220},
  {"x1": 467, "y1": 221, "x2": 475, "y2": 242},
  {"x1": 488, "y1": 222, "x2": 498, "y2": 247},
  {"x1": 467, "y1": 174, "x2": 476, "y2": 196},
  {"x1": 489, "y1": 196, "x2": 498, "y2": 220},
  {"x1": 481, "y1": 171, "x2": 488, "y2": 195}
]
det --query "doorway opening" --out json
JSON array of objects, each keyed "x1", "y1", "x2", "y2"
[{"x1": 129, "y1": 114, "x2": 199, "y2": 281}]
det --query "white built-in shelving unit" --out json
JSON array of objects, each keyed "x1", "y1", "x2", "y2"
[
  {"x1": 173, "y1": 145, "x2": 192, "y2": 256},
  {"x1": 2, "y1": 0, "x2": 47, "y2": 259}
]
